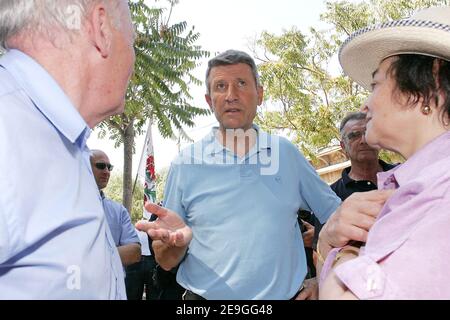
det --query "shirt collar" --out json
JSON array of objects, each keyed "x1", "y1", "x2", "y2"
[
  {"x1": 0, "y1": 49, "x2": 88, "y2": 145},
  {"x1": 342, "y1": 159, "x2": 395, "y2": 186},
  {"x1": 341, "y1": 166, "x2": 353, "y2": 185},
  {"x1": 378, "y1": 131, "x2": 450, "y2": 189},
  {"x1": 207, "y1": 124, "x2": 271, "y2": 156}
]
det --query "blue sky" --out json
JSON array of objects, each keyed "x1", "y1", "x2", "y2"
[{"x1": 88, "y1": 0, "x2": 332, "y2": 175}]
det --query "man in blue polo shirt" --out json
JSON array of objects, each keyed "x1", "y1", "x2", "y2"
[
  {"x1": 90, "y1": 149, "x2": 141, "y2": 268},
  {"x1": 137, "y1": 50, "x2": 341, "y2": 300}
]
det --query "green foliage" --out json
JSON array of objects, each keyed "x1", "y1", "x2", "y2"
[
  {"x1": 255, "y1": 27, "x2": 364, "y2": 159},
  {"x1": 104, "y1": 173, "x2": 144, "y2": 224},
  {"x1": 255, "y1": 0, "x2": 449, "y2": 159},
  {"x1": 96, "y1": 0, "x2": 210, "y2": 208},
  {"x1": 98, "y1": 0, "x2": 210, "y2": 145},
  {"x1": 380, "y1": 150, "x2": 405, "y2": 165},
  {"x1": 321, "y1": 0, "x2": 449, "y2": 35},
  {"x1": 155, "y1": 167, "x2": 169, "y2": 203}
]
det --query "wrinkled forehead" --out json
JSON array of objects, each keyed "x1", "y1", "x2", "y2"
[
  {"x1": 343, "y1": 119, "x2": 367, "y2": 133},
  {"x1": 210, "y1": 63, "x2": 254, "y2": 78}
]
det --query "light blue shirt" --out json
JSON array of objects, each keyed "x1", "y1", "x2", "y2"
[
  {"x1": 0, "y1": 50, "x2": 126, "y2": 299},
  {"x1": 164, "y1": 126, "x2": 341, "y2": 300},
  {"x1": 101, "y1": 192, "x2": 139, "y2": 247}
]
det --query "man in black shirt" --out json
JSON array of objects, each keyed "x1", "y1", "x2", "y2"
[
  {"x1": 313, "y1": 112, "x2": 397, "y2": 247},
  {"x1": 330, "y1": 111, "x2": 397, "y2": 201}
]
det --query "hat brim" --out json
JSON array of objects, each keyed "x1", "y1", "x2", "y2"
[{"x1": 339, "y1": 23, "x2": 450, "y2": 91}]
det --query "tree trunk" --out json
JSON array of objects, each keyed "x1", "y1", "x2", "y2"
[{"x1": 123, "y1": 120, "x2": 135, "y2": 214}]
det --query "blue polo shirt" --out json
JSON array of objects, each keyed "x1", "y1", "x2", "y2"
[
  {"x1": 0, "y1": 50, "x2": 126, "y2": 299},
  {"x1": 164, "y1": 127, "x2": 341, "y2": 300},
  {"x1": 101, "y1": 192, "x2": 139, "y2": 247}
]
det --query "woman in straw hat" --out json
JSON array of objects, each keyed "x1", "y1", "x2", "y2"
[{"x1": 318, "y1": 6, "x2": 450, "y2": 299}]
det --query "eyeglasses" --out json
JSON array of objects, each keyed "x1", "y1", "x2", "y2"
[
  {"x1": 95, "y1": 162, "x2": 114, "y2": 171},
  {"x1": 345, "y1": 129, "x2": 366, "y2": 142}
]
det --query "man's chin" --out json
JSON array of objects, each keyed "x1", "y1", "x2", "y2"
[{"x1": 115, "y1": 100, "x2": 126, "y2": 115}]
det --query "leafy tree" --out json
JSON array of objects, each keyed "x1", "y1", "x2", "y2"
[
  {"x1": 155, "y1": 167, "x2": 169, "y2": 204},
  {"x1": 254, "y1": 0, "x2": 448, "y2": 163},
  {"x1": 322, "y1": 0, "x2": 449, "y2": 34},
  {"x1": 254, "y1": 27, "x2": 362, "y2": 159},
  {"x1": 104, "y1": 173, "x2": 144, "y2": 224},
  {"x1": 97, "y1": 0, "x2": 210, "y2": 212}
]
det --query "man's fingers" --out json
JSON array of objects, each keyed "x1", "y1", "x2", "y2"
[
  {"x1": 326, "y1": 222, "x2": 368, "y2": 247},
  {"x1": 146, "y1": 228, "x2": 170, "y2": 242},
  {"x1": 135, "y1": 219, "x2": 168, "y2": 232},
  {"x1": 356, "y1": 200, "x2": 385, "y2": 219},
  {"x1": 352, "y1": 189, "x2": 395, "y2": 203},
  {"x1": 341, "y1": 196, "x2": 386, "y2": 220},
  {"x1": 144, "y1": 202, "x2": 168, "y2": 218},
  {"x1": 342, "y1": 225, "x2": 369, "y2": 243},
  {"x1": 295, "y1": 290, "x2": 309, "y2": 300},
  {"x1": 302, "y1": 219, "x2": 314, "y2": 229},
  {"x1": 173, "y1": 231, "x2": 185, "y2": 247},
  {"x1": 348, "y1": 209, "x2": 377, "y2": 230},
  {"x1": 321, "y1": 190, "x2": 393, "y2": 248},
  {"x1": 135, "y1": 220, "x2": 155, "y2": 232},
  {"x1": 144, "y1": 229, "x2": 186, "y2": 247},
  {"x1": 295, "y1": 278, "x2": 318, "y2": 300}
]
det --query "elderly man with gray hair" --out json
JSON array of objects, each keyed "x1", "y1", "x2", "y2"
[
  {"x1": 0, "y1": 1, "x2": 135, "y2": 299},
  {"x1": 312, "y1": 111, "x2": 397, "y2": 249}
]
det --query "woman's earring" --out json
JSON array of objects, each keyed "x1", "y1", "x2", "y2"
[{"x1": 421, "y1": 105, "x2": 432, "y2": 115}]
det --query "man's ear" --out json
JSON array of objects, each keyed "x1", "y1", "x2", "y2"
[
  {"x1": 88, "y1": 3, "x2": 113, "y2": 58},
  {"x1": 340, "y1": 140, "x2": 348, "y2": 156},
  {"x1": 257, "y1": 85, "x2": 264, "y2": 106},
  {"x1": 205, "y1": 94, "x2": 214, "y2": 111}
]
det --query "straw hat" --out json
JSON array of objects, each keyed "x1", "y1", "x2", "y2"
[{"x1": 339, "y1": 6, "x2": 450, "y2": 91}]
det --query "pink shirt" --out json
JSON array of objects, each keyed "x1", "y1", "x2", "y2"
[{"x1": 334, "y1": 131, "x2": 450, "y2": 299}]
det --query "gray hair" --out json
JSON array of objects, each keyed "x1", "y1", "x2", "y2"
[
  {"x1": 0, "y1": 0, "x2": 121, "y2": 50},
  {"x1": 205, "y1": 49, "x2": 261, "y2": 95},
  {"x1": 339, "y1": 111, "x2": 367, "y2": 136}
]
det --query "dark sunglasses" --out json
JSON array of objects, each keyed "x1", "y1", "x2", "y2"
[{"x1": 95, "y1": 162, "x2": 114, "y2": 171}]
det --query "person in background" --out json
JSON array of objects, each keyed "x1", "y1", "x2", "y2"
[
  {"x1": 298, "y1": 210, "x2": 316, "y2": 279},
  {"x1": 331, "y1": 111, "x2": 397, "y2": 201},
  {"x1": 90, "y1": 149, "x2": 141, "y2": 268},
  {"x1": 125, "y1": 229, "x2": 158, "y2": 300},
  {"x1": 312, "y1": 111, "x2": 397, "y2": 249}
]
